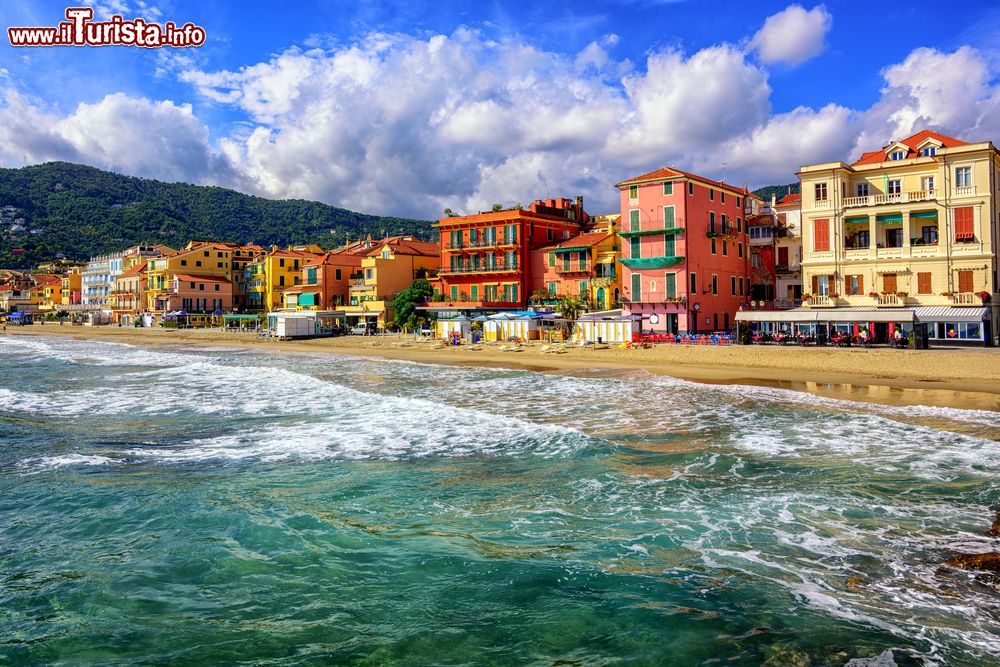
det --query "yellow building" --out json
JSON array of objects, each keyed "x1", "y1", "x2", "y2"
[
  {"x1": 245, "y1": 245, "x2": 324, "y2": 312},
  {"x1": 34, "y1": 274, "x2": 64, "y2": 309},
  {"x1": 146, "y1": 242, "x2": 241, "y2": 313},
  {"x1": 61, "y1": 267, "x2": 82, "y2": 305},
  {"x1": 341, "y1": 236, "x2": 440, "y2": 327},
  {"x1": 798, "y1": 129, "x2": 998, "y2": 345}
]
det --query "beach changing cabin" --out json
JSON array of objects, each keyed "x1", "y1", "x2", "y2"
[{"x1": 573, "y1": 309, "x2": 639, "y2": 343}]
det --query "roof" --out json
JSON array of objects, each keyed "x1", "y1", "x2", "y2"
[
  {"x1": 616, "y1": 166, "x2": 751, "y2": 196},
  {"x1": 172, "y1": 273, "x2": 232, "y2": 284},
  {"x1": 31, "y1": 274, "x2": 63, "y2": 286},
  {"x1": 746, "y1": 214, "x2": 774, "y2": 226},
  {"x1": 852, "y1": 129, "x2": 968, "y2": 166},
  {"x1": 302, "y1": 252, "x2": 365, "y2": 267},
  {"x1": 118, "y1": 261, "x2": 147, "y2": 276},
  {"x1": 776, "y1": 193, "x2": 800, "y2": 206},
  {"x1": 335, "y1": 235, "x2": 439, "y2": 258},
  {"x1": 552, "y1": 232, "x2": 609, "y2": 250}
]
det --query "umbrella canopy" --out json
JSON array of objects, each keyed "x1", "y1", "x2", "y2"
[{"x1": 213, "y1": 309, "x2": 223, "y2": 316}]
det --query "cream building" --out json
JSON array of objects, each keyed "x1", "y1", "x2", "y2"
[{"x1": 797, "y1": 129, "x2": 998, "y2": 345}]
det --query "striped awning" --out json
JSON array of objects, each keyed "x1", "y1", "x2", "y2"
[
  {"x1": 844, "y1": 216, "x2": 868, "y2": 224},
  {"x1": 912, "y1": 306, "x2": 988, "y2": 322},
  {"x1": 876, "y1": 214, "x2": 902, "y2": 224}
]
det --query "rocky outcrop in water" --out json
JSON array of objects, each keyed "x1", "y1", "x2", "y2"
[{"x1": 943, "y1": 552, "x2": 1000, "y2": 572}]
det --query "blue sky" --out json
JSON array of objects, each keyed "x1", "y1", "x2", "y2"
[{"x1": 1, "y1": 1, "x2": 999, "y2": 218}]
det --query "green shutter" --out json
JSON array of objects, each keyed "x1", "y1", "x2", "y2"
[
  {"x1": 470, "y1": 285, "x2": 479, "y2": 301},
  {"x1": 548, "y1": 252, "x2": 555, "y2": 267},
  {"x1": 664, "y1": 206, "x2": 675, "y2": 226},
  {"x1": 664, "y1": 234, "x2": 675, "y2": 257},
  {"x1": 630, "y1": 237, "x2": 640, "y2": 258},
  {"x1": 631, "y1": 273, "x2": 642, "y2": 300},
  {"x1": 663, "y1": 182, "x2": 673, "y2": 195},
  {"x1": 665, "y1": 273, "x2": 676, "y2": 298},
  {"x1": 548, "y1": 281, "x2": 557, "y2": 295},
  {"x1": 450, "y1": 285, "x2": 458, "y2": 300},
  {"x1": 629, "y1": 209, "x2": 640, "y2": 232}
]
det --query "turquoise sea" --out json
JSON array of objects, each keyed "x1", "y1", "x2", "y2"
[{"x1": 1, "y1": 335, "x2": 999, "y2": 666}]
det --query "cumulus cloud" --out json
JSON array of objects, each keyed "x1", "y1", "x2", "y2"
[
  {"x1": 5, "y1": 24, "x2": 1000, "y2": 219},
  {"x1": 750, "y1": 4, "x2": 832, "y2": 66}
]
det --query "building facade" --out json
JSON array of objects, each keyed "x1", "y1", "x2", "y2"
[
  {"x1": 616, "y1": 168, "x2": 750, "y2": 334},
  {"x1": 773, "y1": 193, "x2": 803, "y2": 309},
  {"x1": 283, "y1": 252, "x2": 364, "y2": 311},
  {"x1": 341, "y1": 237, "x2": 439, "y2": 327},
  {"x1": 799, "y1": 129, "x2": 998, "y2": 344},
  {"x1": 528, "y1": 214, "x2": 621, "y2": 311},
  {"x1": 431, "y1": 198, "x2": 589, "y2": 312},
  {"x1": 245, "y1": 246, "x2": 324, "y2": 312}
]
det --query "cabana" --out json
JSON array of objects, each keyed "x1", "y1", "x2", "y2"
[
  {"x1": 436, "y1": 316, "x2": 472, "y2": 341},
  {"x1": 483, "y1": 311, "x2": 555, "y2": 342},
  {"x1": 266, "y1": 310, "x2": 345, "y2": 339},
  {"x1": 573, "y1": 309, "x2": 639, "y2": 343},
  {"x1": 221, "y1": 314, "x2": 261, "y2": 332}
]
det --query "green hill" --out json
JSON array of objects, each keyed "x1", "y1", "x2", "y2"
[
  {"x1": 0, "y1": 162, "x2": 433, "y2": 269},
  {"x1": 752, "y1": 183, "x2": 800, "y2": 204}
]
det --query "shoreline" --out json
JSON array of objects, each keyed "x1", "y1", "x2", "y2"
[{"x1": 6, "y1": 325, "x2": 1000, "y2": 412}]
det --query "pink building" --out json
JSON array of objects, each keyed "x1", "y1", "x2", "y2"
[
  {"x1": 617, "y1": 167, "x2": 751, "y2": 334},
  {"x1": 166, "y1": 274, "x2": 233, "y2": 313}
]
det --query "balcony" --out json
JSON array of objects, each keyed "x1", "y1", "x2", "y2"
[
  {"x1": 951, "y1": 292, "x2": 981, "y2": 306},
  {"x1": 805, "y1": 295, "x2": 835, "y2": 307},
  {"x1": 439, "y1": 263, "x2": 519, "y2": 275},
  {"x1": 774, "y1": 297, "x2": 800, "y2": 310},
  {"x1": 955, "y1": 185, "x2": 977, "y2": 197},
  {"x1": 843, "y1": 190, "x2": 939, "y2": 208},
  {"x1": 876, "y1": 294, "x2": 906, "y2": 307},
  {"x1": 814, "y1": 199, "x2": 832, "y2": 210},
  {"x1": 556, "y1": 262, "x2": 591, "y2": 274}
]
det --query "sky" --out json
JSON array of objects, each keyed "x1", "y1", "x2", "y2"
[{"x1": 2, "y1": 1, "x2": 1000, "y2": 219}]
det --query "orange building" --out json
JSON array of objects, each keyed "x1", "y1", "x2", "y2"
[{"x1": 283, "y1": 252, "x2": 365, "y2": 310}]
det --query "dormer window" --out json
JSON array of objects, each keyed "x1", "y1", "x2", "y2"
[
  {"x1": 920, "y1": 146, "x2": 937, "y2": 157},
  {"x1": 890, "y1": 151, "x2": 905, "y2": 160}
]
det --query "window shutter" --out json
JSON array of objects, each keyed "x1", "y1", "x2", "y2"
[
  {"x1": 883, "y1": 274, "x2": 897, "y2": 293},
  {"x1": 811, "y1": 275, "x2": 818, "y2": 294},
  {"x1": 917, "y1": 272, "x2": 931, "y2": 294},
  {"x1": 858, "y1": 274, "x2": 864, "y2": 295},
  {"x1": 664, "y1": 207, "x2": 674, "y2": 226},
  {"x1": 814, "y1": 219, "x2": 830, "y2": 251},
  {"x1": 958, "y1": 270, "x2": 974, "y2": 293},
  {"x1": 954, "y1": 207, "x2": 974, "y2": 241}
]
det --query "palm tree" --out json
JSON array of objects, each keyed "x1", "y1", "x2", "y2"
[
  {"x1": 491, "y1": 203, "x2": 504, "y2": 212},
  {"x1": 556, "y1": 295, "x2": 586, "y2": 321}
]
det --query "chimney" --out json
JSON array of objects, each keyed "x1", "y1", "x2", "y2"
[{"x1": 575, "y1": 195, "x2": 583, "y2": 210}]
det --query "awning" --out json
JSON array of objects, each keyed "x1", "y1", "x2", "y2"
[
  {"x1": 735, "y1": 311, "x2": 820, "y2": 323},
  {"x1": 618, "y1": 227, "x2": 685, "y2": 238},
  {"x1": 913, "y1": 306, "x2": 988, "y2": 323},
  {"x1": 552, "y1": 246, "x2": 589, "y2": 254},
  {"x1": 876, "y1": 214, "x2": 902, "y2": 224},
  {"x1": 299, "y1": 292, "x2": 318, "y2": 306},
  {"x1": 619, "y1": 256, "x2": 684, "y2": 269},
  {"x1": 909, "y1": 211, "x2": 938, "y2": 219},
  {"x1": 736, "y1": 309, "x2": 914, "y2": 323},
  {"x1": 844, "y1": 216, "x2": 868, "y2": 224}
]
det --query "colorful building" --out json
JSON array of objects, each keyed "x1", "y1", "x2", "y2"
[
  {"x1": 431, "y1": 198, "x2": 589, "y2": 313},
  {"x1": 60, "y1": 267, "x2": 82, "y2": 306},
  {"x1": 32, "y1": 274, "x2": 64, "y2": 309},
  {"x1": 245, "y1": 245, "x2": 324, "y2": 312},
  {"x1": 773, "y1": 193, "x2": 803, "y2": 309},
  {"x1": 616, "y1": 167, "x2": 750, "y2": 334},
  {"x1": 113, "y1": 261, "x2": 148, "y2": 322},
  {"x1": 341, "y1": 236, "x2": 439, "y2": 327},
  {"x1": 528, "y1": 214, "x2": 621, "y2": 311},
  {"x1": 145, "y1": 242, "x2": 245, "y2": 315},
  {"x1": 747, "y1": 196, "x2": 778, "y2": 309},
  {"x1": 798, "y1": 129, "x2": 998, "y2": 344},
  {"x1": 283, "y1": 252, "x2": 364, "y2": 311}
]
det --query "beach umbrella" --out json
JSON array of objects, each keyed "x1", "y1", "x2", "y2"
[{"x1": 213, "y1": 309, "x2": 223, "y2": 316}]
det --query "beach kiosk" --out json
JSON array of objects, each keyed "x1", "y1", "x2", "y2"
[
  {"x1": 573, "y1": 309, "x2": 639, "y2": 344},
  {"x1": 436, "y1": 316, "x2": 472, "y2": 342},
  {"x1": 266, "y1": 311, "x2": 345, "y2": 339},
  {"x1": 483, "y1": 312, "x2": 551, "y2": 342}
]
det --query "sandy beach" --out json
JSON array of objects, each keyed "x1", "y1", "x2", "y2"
[{"x1": 7, "y1": 324, "x2": 1000, "y2": 411}]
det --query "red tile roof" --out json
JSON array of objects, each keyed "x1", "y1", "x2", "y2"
[
  {"x1": 172, "y1": 273, "x2": 232, "y2": 284},
  {"x1": 119, "y1": 261, "x2": 147, "y2": 276},
  {"x1": 776, "y1": 193, "x2": 800, "y2": 206},
  {"x1": 32, "y1": 274, "x2": 62, "y2": 286},
  {"x1": 302, "y1": 252, "x2": 365, "y2": 267},
  {"x1": 852, "y1": 129, "x2": 968, "y2": 166},
  {"x1": 553, "y1": 232, "x2": 609, "y2": 249},
  {"x1": 616, "y1": 166, "x2": 751, "y2": 196}
]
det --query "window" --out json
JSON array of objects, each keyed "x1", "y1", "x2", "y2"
[
  {"x1": 547, "y1": 228, "x2": 553, "y2": 241},
  {"x1": 721, "y1": 192, "x2": 726, "y2": 204},
  {"x1": 958, "y1": 270, "x2": 974, "y2": 293},
  {"x1": 921, "y1": 176, "x2": 935, "y2": 193},
  {"x1": 663, "y1": 181, "x2": 673, "y2": 195},
  {"x1": 815, "y1": 183, "x2": 828, "y2": 201},
  {"x1": 711, "y1": 274, "x2": 718, "y2": 295},
  {"x1": 922, "y1": 225, "x2": 938, "y2": 245},
  {"x1": 739, "y1": 278, "x2": 744, "y2": 296},
  {"x1": 737, "y1": 243, "x2": 743, "y2": 258},
  {"x1": 663, "y1": 206, "x2": 675, "y2": 228},
  {"x1": 214, "y1": 284, "x2": 220, "y2": 292},
  {"x1": 709, "y1": 212, "x2": 716, "y2": 233},
  {"x1": 956, "y1": 166, "x2": 972, "y2": 188},
  {"x1": 917, "y1": 272, "x2": 932, "y2": 294},
  {"x1": 665, "y1": 273, "x2": 676, "y2": 298},
  {"x1": 365, "y1": 268, "x2": 375, "y2": 280},
  {"x1": 847, "y1": 274, "x2": 864, "y2": 296},
  {"x1": 649, "y1": 280, "x2": 656, "y2": 294},
  {"x1": 857, "y1": 182, "x2": 869, "y2": 197},
  {"x1": 883, "y1": 273, "x2": 897, "y2": 294},
  {"x1": 737, "y1": 217, "x2": 742, "y2": 233},
  {"x1": 278, "y1": 276, "x2": 285, "y2": 287},
  {"x1": 470, "y1": 285, "x2": 479, "y2": 301},
  {"x1": 721, "y1": 214, "x2": 728, "y2": 233},
  {"x1": 217, "y1": 262, "x2": 224, "y2": 268},
  {"x1": 887, "y1": 179, "x2": 901, "y2": 195},
  {"x1": 711, "y1": 238, "x2": 717, "y2": 254},
  {"x1": 199, "y1": 283, "x2": 206, "y2": 291},
  {"x1": 722, "y1": 240, "x2": 728, "y2": 256},
  {"x1": 189, "y1": 282, "x2": 195, "y2": 289},
  {"x1": 664, "y1": 233, "x2": 675, "y2": 257},
  {"x1": 548, "y1": 252, "x2": 555, "y2": 267},
  {"x1": 335, "y1": 269, "x2": 342, "y2": 280},
  {"x1": 709, "y1": 189, "x2": 715, "y2": 201},
  {"x1": 886, "y1": 228, "x2": 904, "y2": 247},
  {"x1": 631, "y1": 273, "x2": 641, "y2": 301},
  {"x1": 547, "y1": 281, "x2": 557, "y2": 296},
  {"x1": 954, "y1": 206, "x2": 974, "y2": 242},
  {"x1": 628, "y1": 185, "x2": 638, "y2": 200},
  {"x1": 279, "y1": 258, "x2": 285, "y2": 268},
  {"x1": 736, "y1": 197, "x2": 741, "y2": 208},
  {"x1": 629, "y1": 237, "x2": 640, "y2": 259},
  {"x1": 890, "y1": 150, "x2": 905, "y2": 160},
  {"x1": 450, "y1": 285, "x2": 459, "y2": 301},
  {"x1": 690, "y1": 272, "x2": 697, "y2": 293},
  {"x1": 578, "y1": 251, "x2": 587, "y2": 270},
  {"x1": 562, "y1": 253, "x2": 571, "y2": 271},
  {"x1": 941, "y1": 321, "x2": 982, "y2": 340},
  {"x1": 813, "y1": 218, "x2": 830, "y2": 251},
  {"x1": 730, "y1": 276, "x2": 736, "y2": 295},
  {"x1": 814, "y1": 275, "x2": 830, "y2": 296},
  {"x1": 381, "y1": 249, "x2": 391, "y2": 259},
  {"x1": 180, "y1": 259, "x2": 188, "y2": 266},
  {"x1": 921, "y1": 146, "x2": 937, "y2": 157},
  {"x1": 688, "y1": 182, "x2": 694, "y2": 195},
  {"x1": 203, "y1": 251, "x2": 209, "y2": 257},
  {"x1": 195, "y1": 260, "x2": 202, "y2": 267},
  {"x1": 629, "y1": 209, "x2": 640, "y2": 232},
  {"x1": 751, "y1": 254, "x2": 760, "y2": 268}
]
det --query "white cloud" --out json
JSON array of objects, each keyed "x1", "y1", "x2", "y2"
[
  {"x1": 750, "y1": 4, "x2": 832, "y2": 66},
  {"x1": 5, "y1": 26, "x2": 1000, "y2": 219}
]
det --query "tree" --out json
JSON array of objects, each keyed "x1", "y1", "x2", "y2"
[
  {"x1": 555, "y1": 295, "x2": 587, "y2": 321},
  {"x1": 391, "y1": 278, "x2": 434, "y2": 330},
  {"x1": 491, "y1": 203, "x2": 503, "y2": 212}
]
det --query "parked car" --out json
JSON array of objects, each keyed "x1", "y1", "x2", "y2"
[{"x1": 349, "y1": 323, "x2": 377, "y2": 335}]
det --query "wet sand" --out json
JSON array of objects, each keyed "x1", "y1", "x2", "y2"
[{"x1": 8, "y1": 325, "x2": 1000, "y2": 411}]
